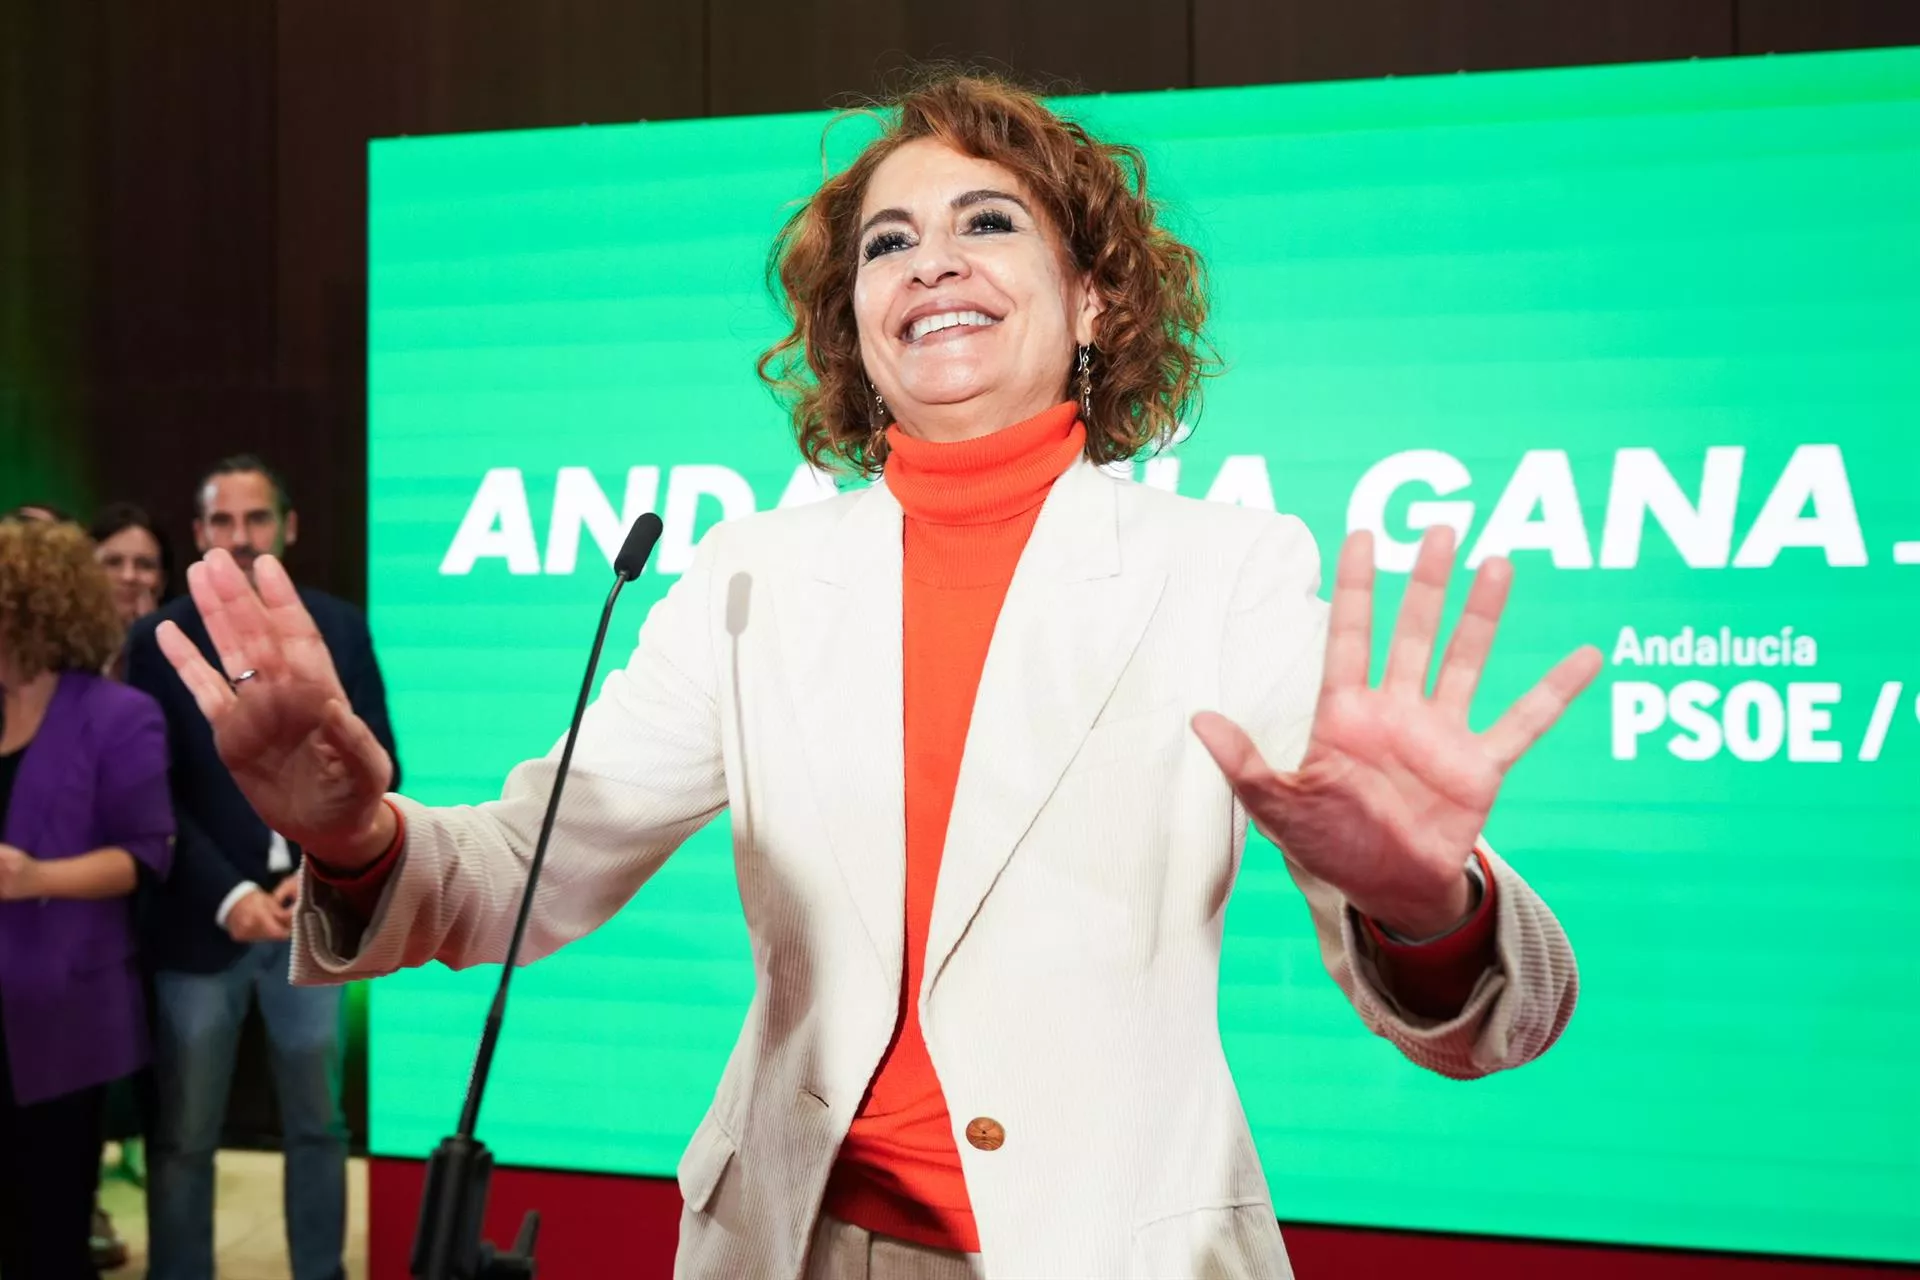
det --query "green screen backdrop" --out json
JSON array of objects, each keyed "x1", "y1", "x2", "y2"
[{"x1": 366, "y1": 48, "x2": 1920, "y2": 1263}]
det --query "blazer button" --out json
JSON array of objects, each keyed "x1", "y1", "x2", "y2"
[{"x1": 965, "y1": 1117, "x2": 1005, "y2": 1151}]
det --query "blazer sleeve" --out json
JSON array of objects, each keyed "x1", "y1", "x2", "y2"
[
  {"x1": 1220, "y1": 514, "x2": 1579, "y2": 1081},
  {"x1": 292, "y1": 529, "x2": 730, "y2": 982},
  {"x1": 94, "y1": 689, "x2": 176, "y2": 881},
  {"x1": 124, "y1": 620, "x2": 250, "y2": 916}
]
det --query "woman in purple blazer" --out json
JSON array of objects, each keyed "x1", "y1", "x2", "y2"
[{"x1": 0, "y1": 517, "x2": 174, "y2": 1279}]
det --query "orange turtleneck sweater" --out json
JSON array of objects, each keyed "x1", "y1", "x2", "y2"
[{"x1": 820, "y1": 401, "x2": 1087, "y2": 1252}]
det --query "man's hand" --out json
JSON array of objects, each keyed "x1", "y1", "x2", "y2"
[
  {"x1": 225, "y1": 887, "x2": 293, "y2": 942},
  {"x1": 272, "y1": 871, "x2": 301, "y2": 911},
  {"x1": 0, "y1": 844, "x2": 43, "y2": 902}
]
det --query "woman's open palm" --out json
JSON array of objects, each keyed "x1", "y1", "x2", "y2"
[
  {"x1": 157, "y1": 550, "x2": 392, "y2": 855},
  {"x1": 1194, "y1": 526, "x2": 1601, "y2": 938}
]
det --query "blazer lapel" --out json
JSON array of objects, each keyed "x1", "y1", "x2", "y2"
[
  {"x1": 4, "y1": 671, "x2": 87, "y2": 857},
  {"x1": 784, "y1": 482, "x2": 907, "y2": 987},
  {"x1": 923, "y1": 463, "x2": 1167, "y2": 997}
]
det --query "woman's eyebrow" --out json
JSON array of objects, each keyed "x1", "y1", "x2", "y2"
[
  {"x1": 858, "y1": 206, "x2": 911, "y2": 238},
  {"x1": 950, "y1": 188, "x2": 1030, "y2": 217},
  {"x1": 858, "y1": 189, "x2": 1032, "y2": 239}
]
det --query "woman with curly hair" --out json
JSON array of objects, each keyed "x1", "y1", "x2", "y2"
[
  {"x1": 0, "y1": 517, "x2": 174, "y2": 1278},
  {"x1": 156, "y1": 73, "x2": 1599, "y2": 1277}
]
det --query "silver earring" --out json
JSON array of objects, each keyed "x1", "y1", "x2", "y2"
[
  {"x1": 1076, "y1": 345, "x2": 1093, "y2": 424},
  {"x1": 868, "y1": 381, "x2": 888, "y2": 431}
]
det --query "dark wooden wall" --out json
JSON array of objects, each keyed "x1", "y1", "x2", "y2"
[{"x1": 4, "y1": 0, "x2": 1916, "y2": 605}]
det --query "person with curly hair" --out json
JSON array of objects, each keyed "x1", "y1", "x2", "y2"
[
  {"x1": 0, "y1": 517, "x2": 174, "y2": 1278},
  {"x1": 155, "y1": 72, "x2": 1601, "y2": 1278}
]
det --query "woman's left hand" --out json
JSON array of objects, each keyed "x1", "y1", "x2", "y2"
[
  {"x1": 1193, "y1": 526, "x2": 1602, "y2": 939},
  {"x1": 0, "y1": 844, "x2": 43, "y2": 902}
]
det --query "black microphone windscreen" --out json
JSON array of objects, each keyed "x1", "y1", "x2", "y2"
[{"x1": 614, "y1": 513, "x2": 665, "y2": 581}]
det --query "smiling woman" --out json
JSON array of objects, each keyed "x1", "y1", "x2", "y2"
[
  {"x1": 90, "y1": 503, "x2": 176, "y2": 630},
  {"x1": 757, "y1": 74, "x2": 1213, "y2": 473},
  {"x1": 156, "y1": 68, "x2": 1599, "y2": 1280}
]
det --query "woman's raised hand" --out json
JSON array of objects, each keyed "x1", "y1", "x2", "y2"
[
  {"x1": 157, "y1": 550, "x2": 395, "y2": 868},
  {"x1": 1193, "y1": 526, "x2": 1602, "y2": 938}
]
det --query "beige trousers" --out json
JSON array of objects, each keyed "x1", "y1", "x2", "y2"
[{"x1": 803, "y1": 1216, "x2": 986, "y2": 1280}]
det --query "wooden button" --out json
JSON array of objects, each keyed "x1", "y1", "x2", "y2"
[{"x1": 965, "y1": 1117, "x2": 1005, "y2": 1151}]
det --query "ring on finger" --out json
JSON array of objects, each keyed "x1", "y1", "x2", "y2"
[{"x1": 230, "y1": 669, "x2": 259, "y2": 691}]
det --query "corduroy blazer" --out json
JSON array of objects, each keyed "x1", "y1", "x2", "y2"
[{"x1": 293, "y1": 460, "x2": 1578, "y2": 1279}]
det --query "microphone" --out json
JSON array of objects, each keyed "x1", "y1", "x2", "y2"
[
  {"x1": 411, "y1": 512, "x2": 667, "y2": 1280},
  {"x1": 614, "y1": 512, "x2": 664, "y2": 582}
]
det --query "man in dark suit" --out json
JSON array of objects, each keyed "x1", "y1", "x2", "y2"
[{"x1": 126, "y1": 455, "x2": 398, "y2": 1280}]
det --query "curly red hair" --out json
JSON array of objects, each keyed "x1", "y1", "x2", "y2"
[
  {"x1": 0, "y1": 518, "x2": 123, "y2": 679},
  {"x1": 758, "y1": 70, "x2": 1216, "y2": 476}
]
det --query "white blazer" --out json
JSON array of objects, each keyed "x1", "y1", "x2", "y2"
[{"x1": 295, "y1": 459, "x2": 1578, "y2": 1280}]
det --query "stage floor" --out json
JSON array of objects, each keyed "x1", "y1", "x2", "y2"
[{"x1": 96, "y1": 1147, "x2": 369, "y2": 1279}]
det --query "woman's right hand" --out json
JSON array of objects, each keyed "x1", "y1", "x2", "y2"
[{"x1": 157, "y1": 550, "x2": 396, "y2": 870}]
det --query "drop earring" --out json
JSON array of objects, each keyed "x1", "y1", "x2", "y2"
[{"x1": 1076, "y1": 345, "x2": 1094, "y2": 425}]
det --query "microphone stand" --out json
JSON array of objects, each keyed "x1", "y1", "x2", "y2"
[{"x1": 410, "y1": 514, "x2": 665, "y2": 1280}]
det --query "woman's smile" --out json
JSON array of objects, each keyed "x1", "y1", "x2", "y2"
[{"x1": 900, "y1": 307, "x2": 1002, "y2": 345}]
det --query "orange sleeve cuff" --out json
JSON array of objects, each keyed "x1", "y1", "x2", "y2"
[
  {"x1": 1360, "y1": 848, "x2": 1499, "y2": 1020},
  {"x1": 305, "y1": 799, "x2": 406, "y2": 919}
]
